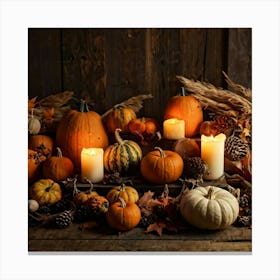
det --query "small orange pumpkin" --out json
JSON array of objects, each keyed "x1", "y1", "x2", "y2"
[
  {"x1": 42, "y1": 147, "x2": 74, "y2": 181},
  {"x1": 164, "y1": 87, "x2": 203, "y2": 137},
  {"x1": 28, "y1": 149, "x2": 46, "y2": 182},
  {"x1": 106, "y1": 106, "x2": 136, "y2": 134},
  {"x1": 128, "y1": 117, "x2": 159, "y2": 137},
  {"x1": 140, "y1": 147, "x2": 184, "y2": 184},
  {"x1": 28, "y1": 135, "x2": 54, "y2": 158},
  {"x1": 73, "y1": 179, "x2": 99, "y2": 206},
  {"x1": 106, "y1": 183, "x2": 139, "y2": 204},
  {"x1": 106, "y1": 197, "x2": 141, "y2": 231}
]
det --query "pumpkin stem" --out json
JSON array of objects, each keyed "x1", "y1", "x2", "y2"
[
  {"x1": 67, "y1": 177, "x2": 79, "y2": 197},
  {"x1": 206, "y1": 187, "x2": 214, "y2": 200},
  {"x1": 30, "y1": 108, "x2": 35, "y2": 118},
  {"x1": 141, "y1": 117, "x2": 146, "y2": 123},
  {"x1": 119, "y1": 197, "x2": 126, "y2": 208},
  {"x1": 154, "y1": 147, "x2": 166, "y2": 158},
  {"x1": 56, "y1": 147, "x2": 63, "y2": 158},
  {"x1": 115, "y1": 128, "x2": 124, "y2": 145},
  {"x1": 181, "y1": 87, "x2": 186, "y2": 96},
  {"x1": 120, "y1": 183, "x2": 126, "y2": 192},
  {"x1": 80, "y1": 99, "x2": 90, "y2": 112},
  {"x1": 162, "y1": 184, "x2": 169, "y2": 198}
]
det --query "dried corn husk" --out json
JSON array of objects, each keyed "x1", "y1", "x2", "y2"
[{"x1": 102, "y1": 94, "x2": 153, "y2": 119}]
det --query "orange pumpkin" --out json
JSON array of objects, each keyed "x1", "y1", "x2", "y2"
[
  {"x1": 87, "y1": 195, "x2": 109, "y2": 215},
  {"x1": 42, "y1": 147, "x2": 74, "y2": 181},
  {"x1": 128, "y1": 117, "x2": 159, "y2": 137},
  {"x1": 106, "y1": 183, "x2": 139, "y2": 204},
  {"x1": 140, "y1": 147, "x2": 184, "y2": 184},
  {"x1": 28, "y1": 135, "x2": 54, "y2": 158},
  {"x1": 106, "y1": 197, "x2": 141, "y2": 231},
  {"x1": 28, "y1": 149, "x2": 46, "y2": 182},
  {"x1": 106, "y1": 106, "x2": 136, "y2": 134},
  {"x1": 56, "y1": 100, "x2": 109, "y2": 169},
  {"x1": 164, "y1": 87, "x2": 203, "y2": 137}
]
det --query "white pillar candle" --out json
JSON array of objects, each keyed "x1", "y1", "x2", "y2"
[
  {"x1": 81, "y1": 148, "x2": 104, "y2": 183},
  {"x1": 201, "y1": 133, "x2": 226, "y2": 180},
  {"x1": 163, "y1": 118, "x2": 185, "y2": 140}
]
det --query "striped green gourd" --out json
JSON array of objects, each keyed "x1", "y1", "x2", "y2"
[{"x1": 104, "y1": 128, "x2": 142, "y2": 174}]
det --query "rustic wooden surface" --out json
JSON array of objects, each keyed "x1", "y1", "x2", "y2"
[
  {"x1": 28, "y1": 225, "x2": 251, "y2": 252},
  {"x1": 28, "y1": 28, "x2": 252, "y2": 120}
]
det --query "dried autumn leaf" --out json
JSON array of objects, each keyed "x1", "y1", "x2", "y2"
[
  {"x1": 146, "y1": 221, "x2": 166, "y2": 236},
  {"x1": 28, "y1": 96, "x2": 38, "y2": 111}
]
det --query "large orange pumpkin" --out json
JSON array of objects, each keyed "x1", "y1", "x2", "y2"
[
  {"x1": 140, "y1": 147, "x2": 184, "y2": 184},
  {"x1": 164, "y1": 87, "x2": 203, "y2": 137},
  {"x1": 56, "y1": 100, "x2": 109, "y2": 170}
]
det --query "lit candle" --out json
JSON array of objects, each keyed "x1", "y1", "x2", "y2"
[
  {"x1": 201, "y1": 133, "x2": 226, "y2": 180},
  {"x1": 163, "y1": 118, "x2": 185, "y2": 140},
  {"x1": 81, "y1": 148, "x2": 104, "y2": 183}
]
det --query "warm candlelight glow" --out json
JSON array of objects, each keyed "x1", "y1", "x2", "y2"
[
  {"x1": 81, "y1": 148, "x2": 104, "y2": 183},
  {"x1": 201, "y1": 133, "x2": 226, "y2": 180},
  {"x1": 163, "y1": 118, "x2": 185, "y2": 140}
]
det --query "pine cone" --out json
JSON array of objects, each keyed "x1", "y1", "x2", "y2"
[
  {"x1": 54, "y1": 210, "x2": 74, "y2": 228},
  {"x1": 225, "y1": 135, "x2": 249, "y2": 161},
  {"x1": 185, "y1": 157, "x2": 209, "y2": 180}
]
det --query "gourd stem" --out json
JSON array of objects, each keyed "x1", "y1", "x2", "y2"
[
  {"x1": 119, "y1": 197, "x2": 126, "y2": 208},
  {"x1": 30, "y1": 108, "x2": 35, "y2": 118},
  {"x1": 85, "y1": 178, "x2": 94, "y2": 192},
  {"x1": 181, "y1": 87, "x2": 186, "y2": 96},
  {"x1": 80, "y1": 99, "x2": 89, "y2": 112},
  {"x1": 206, "y1": 187, "x2": 214, "y2": 200},
  {"x1": 154, "y1": 147, "x2": 166, "y2": 158},
  {"x1": 141, "y1": 117, "x2": 146, "y2": 123},
  {"x1": 115, "y1": 128, "x2": 124, "y2": 145},
  {"x1": 56, "y1": 147, "x2": 63, "y2": 158}
]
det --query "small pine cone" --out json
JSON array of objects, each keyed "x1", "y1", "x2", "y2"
[
  {"x1": 239, "y1": 193, "x2": 250, "y2": 208},
  {"x1": 225, "y1": 135, "x2": 249, "y2": 161},
  {"x1": 37, "y1": 205, "x2": 51, "y2": 215},
  {"x1": 185, "y1": 157, "x2": 209, "y2": 180},
  {"x1": 234, "y1": 215, "x2": 251, "y2": 227},
  {"x1": 55, "y1": 210, "x2": 74, "y2": 229},
  {"x1": 139, "y1": 214, "x2": 157, "y2": 228}
]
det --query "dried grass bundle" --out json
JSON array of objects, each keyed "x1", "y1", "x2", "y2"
[
  {"x1": 102, "y1": 94, "x2": 153, "y2": 119},
  {"x1": 176, "y1": 75, "x2": 251, "y2": 122}
]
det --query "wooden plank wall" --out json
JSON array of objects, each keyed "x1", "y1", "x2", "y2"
[{"x1": 28, "y1": 28, "x2": 251, "y2": 122}]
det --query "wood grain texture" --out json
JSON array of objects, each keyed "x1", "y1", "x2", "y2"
[
  {"x1": 227, "y1": 28, "x2": 252, "y2": 88},
  {"x1": 29, "y1": 226, "x2": 251, "y2": 252},
  {"x1": 28, "y1": 28, "x2": 62, "y2": 98},
  {"x1": 62, "y1": 28, "x2": 106, "y2": 114}
]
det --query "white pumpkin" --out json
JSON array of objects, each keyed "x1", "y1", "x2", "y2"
[{"x1": 179, "y1": 186, "x2": 239, "y2": 230}]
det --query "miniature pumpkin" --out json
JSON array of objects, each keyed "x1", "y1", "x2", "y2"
[
  {"x1": 179, "y1": 186, "x2": 239, "y2": 230},
  {"x1": 104, "y1": 128, "x2": 142, "y2": 174},
  {"x1": 128, "y1": 117, "x2": 159, "y2": 137},
  {"x1": 56, "y1": 99, "x2": 109, "y2": 169},
  {"x1": 28, "y1": 109, "x2": 41, "y2": 135},
  {"x1": 107, "y1": 183, "x2": 139, "y2": 204},
  {"x1": 42, "y1": 147, "x2": 74, "y2": 181},
  {"x1": 87, "y1": 195, "x2": 109, "y2": 215},
  {"x1": 140, "y1": 147, "x2": 184, "y2": 184},
  {"x1": 164, "y1": 87, "x2": 203, "y2": 137},
  {"x1": 28, "y1": 135, "x2": 54, "y2": 158},
  {"x1": 73, "y1": 185, "x2": 99, "y2": 207},
  {"x1": 29, "y1": 179, "x2": 62, "y2": 206},
  {"x1": 106, "y1": 106, "x2": 136, "y2": 133},
  {"x1": 106, "y1": 197, "x2": 141, "y2": 231},
  {"x1": 28, "y1": 149, "x2": 46, "y2": 182}
]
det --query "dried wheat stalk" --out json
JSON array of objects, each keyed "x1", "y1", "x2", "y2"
[
  {"x1": 102, "y1": 94, "x2": 153, "y2": 119},
  {"x1": 176, "y1": 75, "x2": 251, "y2": 123},
  {"x1": 222, "y1": 71, "x2": 252, "y2": 101}
]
